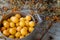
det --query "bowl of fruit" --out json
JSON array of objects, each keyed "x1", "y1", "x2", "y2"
[{"x1": 0, "y1": 11, "x2": 37, "y2": 40}]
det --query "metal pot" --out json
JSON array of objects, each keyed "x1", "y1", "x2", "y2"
[{"x1": 0, "y1": 11, "x2": 42, "y2": 40}]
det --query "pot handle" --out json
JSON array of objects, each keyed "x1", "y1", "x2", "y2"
[
  {"x1": 33, "y1": 13, "x2": 42, "y2": 24},
  {"x1": 30, "y1": 10, "x2": 42, "y2": 24}
]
